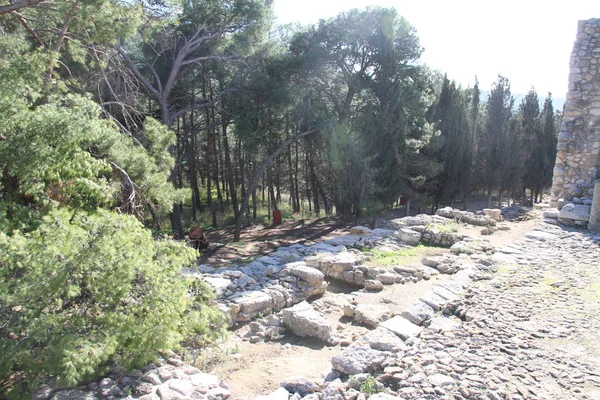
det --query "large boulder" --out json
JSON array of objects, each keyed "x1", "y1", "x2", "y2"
[
  {"x1": 401, "y1": 301, "x2": 434, "y2": 326},
  {"x1": 280, "y1": 376, "x2": 320, "y2": 396},
  {"x1": 282, "y1": 301, "x2": 332, "y2": 342},
  {"x1": 559, "y1": 203, "x2": 591, "y2": 222},
  {"x1": 203, "y1": 276, "x2": 232, "y2": 298},
  {"x1": 380, "y1": 316, "x2": 422, "y2": 340},
  {"x1": 229, "y1": 290, "x2": 274, "y2": 322},
  {"x1": 282, "y1": 262, "x2": 325, "y2": 286},
  {"x1": 396, "y1": 228, "x2": 422, "y2": 245},
  {"x1": 331, "y1": 343, "x2": 389, "y2": 375},
  {"x1": 309, "y1": 252, "x2": 361, "y2": 281},
  {"x1": 482, "y1": 208, "x2": 502, "y2": 222},
  {"x1": 362, "y1": 327, "x2": 408, "y2": 352},
  {"x1": 353, "y1": 304, "x2": 393, "y2": 328},
  {"x1": 436, "y1": 207, "x2": 496, "y2": 226}
]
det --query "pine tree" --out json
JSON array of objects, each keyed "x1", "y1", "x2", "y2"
[{"x1": 483, "y1": 76, "x2": 515, "y2": 206}]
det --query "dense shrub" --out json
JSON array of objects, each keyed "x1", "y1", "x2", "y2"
[{"x1": 0, "y1": 209, "x2": 225, "y2": 395}]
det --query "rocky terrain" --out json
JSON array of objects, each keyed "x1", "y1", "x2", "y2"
[{"x1": 43, "y1": 206, "x2": 600, "y2": 400}]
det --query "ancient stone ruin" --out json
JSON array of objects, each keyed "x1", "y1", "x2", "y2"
[{"x1": 550, "y1": 18, "x2": 600, "y2": 229}]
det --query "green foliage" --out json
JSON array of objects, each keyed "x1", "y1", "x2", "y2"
[
  {"x1": 359, "y1": 375, "x2": 378, "y2": 395},
  {"x1": 0, "y1": 18, "x2": 225, "y2": 397},
  {"x1": 365, "y1": 244, "x2": 425, "y2": 266},
  {"x1": 350, "y1": 374, "x2": 379, "y2": 395},
  {"x1": 0, "y1": 36, "x2": 183, "y2": 229},
  {"x1": 428, "y1": 75, "x2": 475, "y2": 204},
  {"x1": 0, "y1": 210, "x2": 224, "y2": 394}
]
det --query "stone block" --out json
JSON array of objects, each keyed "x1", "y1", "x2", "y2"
[
  {"x1": 559, "y1": 203, "x2": 591, "y2": 221},
  {"x1": 380, "y1": 316, "x2": 423, "y2": 340}
]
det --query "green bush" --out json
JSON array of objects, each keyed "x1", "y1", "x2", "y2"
[{"x1": 0, "y1": 209, "x2": 224, "y2": 395}]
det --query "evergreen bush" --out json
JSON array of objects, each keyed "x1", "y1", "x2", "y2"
[{"x1": 0, "y1": 209, "x2": 225, "y2": 395}]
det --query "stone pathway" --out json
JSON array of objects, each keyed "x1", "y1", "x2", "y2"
[
  {"x1": 44, "y1": 209, "x2": 600, "y2": 400},
  {"x1": 338, "y1": 221, "x2": 600, "y2": 399}
]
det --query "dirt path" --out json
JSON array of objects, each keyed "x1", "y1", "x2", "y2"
[
  {"x1": 199, "y1": 218, "x2": 351, "y2": 267},
  {"x1": 195, "y1": 209, "x2": 543, "y2": 399}
]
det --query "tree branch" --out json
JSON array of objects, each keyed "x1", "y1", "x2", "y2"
[
  {"x1": 181, "y1": 55, "x2": 235, "y2": 66},
  {"x1": 0, "y1": 0, "x2": 47, "y2": 15},
  {"x1": 10, "y1": 11, "x2": 45, "y2": 47},
  {"x1": 170, "y1": 87, "x2": 237, "y2": 121},
  {"x1": 109, "y1": 161, "x2": 144, "y2": 221},
  {"x1": 114, "y1": 45, "x2": 162, "y2": 100}
]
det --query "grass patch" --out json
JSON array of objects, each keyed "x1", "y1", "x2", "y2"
[
  {"x1": 426, "y1": 221, "x2": 460, "y2": 233},
  {"x1": 365, "y1": 244, "x2": 427, "y2": 266}
]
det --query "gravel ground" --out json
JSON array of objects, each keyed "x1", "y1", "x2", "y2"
[{"x1": 385, "y1": 221, "x2": 600, "y2": 399}]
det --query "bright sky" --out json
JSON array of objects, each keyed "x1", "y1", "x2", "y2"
[{"x1": 274, "y1": 0, "x2": 600, "y2": 106}]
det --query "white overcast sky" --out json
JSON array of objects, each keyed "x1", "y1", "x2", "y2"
[{"x1": 273, "y1": 0, "x2": 600, "y2": 105}]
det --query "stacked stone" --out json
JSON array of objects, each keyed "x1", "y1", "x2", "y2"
[{"x1": 551, "y1": 18, "x2": 600, "y2": 209}]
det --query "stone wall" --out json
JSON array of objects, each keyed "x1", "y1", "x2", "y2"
[{"x1": 550, "y1": 18, "x2": 600, "y2": 208}]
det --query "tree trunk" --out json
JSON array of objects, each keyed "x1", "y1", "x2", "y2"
[
  {"x1": 205, "y1": 103, "x2": 217, "y2": 228},
  {"x1": 294, "y1": 140, "x2": 301, "y2": 213},
  {"x1": 216, "y1": 129, "x2": 228, "y2": 209},
  {"x1": 268, "y1": 165, "x2": 277, "y2": 212},
  {"x1": 187, "y1": 115, "x2": 201, "y2": 221},
  {"x1": 222, "y1": 122, "x2": 237, "y2": 217},
  {"x1": 305, "y1": 151, "x2": 311, "y2": 212},
  {"x1": 252, "y1": 182, "x2": 257, "y2": 221},
  {"x1": 273, "y1": 157, "x2": 279, "y2": 204},
  {"x1": 233, "y1": 129, "x2": 317, "y2": 241},
  {"x1": 307, "y1": 142, "x2": 320, "y2": 215},
  {"x1": 317, "y1": 180, "x2": 329, "y2": 216}
]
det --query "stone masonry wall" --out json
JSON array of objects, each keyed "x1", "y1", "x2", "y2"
[{"x1": 551, "y1": 18, "x2": 600, "y2": 207}]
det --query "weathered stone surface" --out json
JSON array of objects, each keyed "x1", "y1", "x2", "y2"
[
  {"x1": 436, "y1": 207, "x2": 496, "y2": 226},
  {"x1": 51, "y1": 390, "x2": 98, "y2": 400},
  {"x1": 559, "y1": 203, "x2": 592, "y2": 221},
  {"x1": 428, "y1": 373, "x2": 455, "y2": 388},
  {"x1": 401, "y1": 301, "x2": 434, "y2": 326},
  {"x1": 281, "y1": 301, "x2": 332, "y2": 341},
  {"x1": 229, "y1": 290, "x2": 273, "y2": 322},
  {"x1": 353, "y1": 304, "x2": 393, "y2": 328},
  {"x1": 543, "y1": 209, "x2": 560, "y2": 218},
  {"x1": 207, "y1": 385, "x2": 230, "y2": 399},
  {"x1": 550, "y1": 19, "x2": 600, "y2": 208},
  {"x1": 189, "y1": 372, "x2": 220, "y2": 388},
  {"x1": 524, "y1": 230, "x2": 556, "y2": 242},
  {"x1": 271, "y1": 250, "x2": 302, "y2": 264},
  {"x1": 280, "y1": 376, "x2": 320, "y2": 396},
  {"x1": 168, "y1": 379, "x2": 194, "y2": 397},
  {"x1": 255, "y1": 387, "x2": 290, "y2": 400},
  {"x1": 368, "y1": 394, "x2": 402, "y2": 400},
  {"x1": 380, "y1": 316, "x2": 422, "y2": 340},
  {"x1": 482, "y1": 208, "x2": 502, "y2": 222},
  {"x1": 375, "y1": 271, "x2": 397, "y2": 285},
  {"x1": 203, "y1": 276, "x2": 231, "y2": 297},
  {"x1": 396, "y1": 228, "x2": 422, "y2": 245},
  {"x1": 331, "y1": 344, "x2": 388, "y2": 375},
  {"x1": 282, "y1": 262, "x2": 325, "y2": 286},
  {"x1": 428, "y1": 316, "x2": 461, "y2": 332},
  {"x1": 419, "y1": 291, "x2": 447, "y2": 311},
  {"x1": 362, "y1": 327, "x2": 407, "y2": 352},
  {"x1": 364, "y1": 279, "x2": 383, "y2": 291}
]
